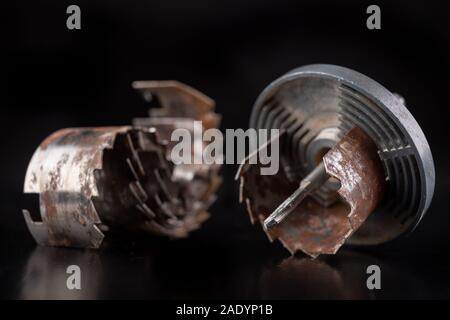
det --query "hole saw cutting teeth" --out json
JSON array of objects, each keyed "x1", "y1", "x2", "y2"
[
  {"x1": 237, "y1": 64, "x2": 435, "y2": 258},
  {"x1": 23, "y1": 81, "x2": 222, "y2": 248}
]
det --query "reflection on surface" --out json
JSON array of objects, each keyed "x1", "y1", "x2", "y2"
[
  {"x1": 20, "y1": 245, "x2": 162, "y2": 299},
  {"x1": 17, "y1": 242, "x2": 449, "y2": 299},
  {"x1": 21, "y1": 247, "x2": 102, "y2": 299},
  {"x1": 259, "y1": 250, "x2": 431, "y2": 299},
  {"x1": 261, "y1": 256, "x2": 354, "y2": 299}
]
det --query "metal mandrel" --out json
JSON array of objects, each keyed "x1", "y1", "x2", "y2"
[{"x1": 237, "y1": 64, "x2": 434, "y2": 257}]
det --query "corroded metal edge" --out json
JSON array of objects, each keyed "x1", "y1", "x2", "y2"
[{"x1": 23, "y1": 127, "x2": 131, "y2": 248}]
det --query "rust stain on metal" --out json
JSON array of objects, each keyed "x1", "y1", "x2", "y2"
[
  {"x1": 23, "y1": 82, "x2": 222, "y2": 249},
  {"x1": 132, "y1": 80, "x2": 220, "y2": 130},
  {"x1": 238, "y1": 127, "x2": 385, "y2": 257},
  {"x1": 323, "y1": 127, "x2": 385, "y2": 231}
]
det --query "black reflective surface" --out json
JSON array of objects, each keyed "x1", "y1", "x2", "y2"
[{"x1": 2, "y1": 228, "x2": 450, "y2": 299}]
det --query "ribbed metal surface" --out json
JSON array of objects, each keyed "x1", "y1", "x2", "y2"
[
  {"x1": 253, "y1": 101, "x2": 340, "y2": 204},
  {"x1": 249, "y1": 64, "x2": 434, "y2": 244},
  {"x1": 337, "y1": 83, "x2": 420, "y2": 224}
]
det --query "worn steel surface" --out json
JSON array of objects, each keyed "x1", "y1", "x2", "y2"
[
  {"x1": 238, "y1": 128, "x2": 385, "y2": 257},
  {"x1": 132, "y1": 80, "x2": 223, "y2": 221},
  {"x1": 23, "y1": 81, "x2": 222, "y2": 249},
  {"x1": 249, "y1": 64, "x2": 434, "y2": 245},
  {"x1": 132, "y1": 80, "x2": 221, "y2": 130},
  {"x1": 23, "y1": 127, "x2": 127, "y2": 248}
]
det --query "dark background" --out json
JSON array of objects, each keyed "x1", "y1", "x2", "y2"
[{"x1": 1, "y1": 0, "x2": 450, "y2": 299}]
